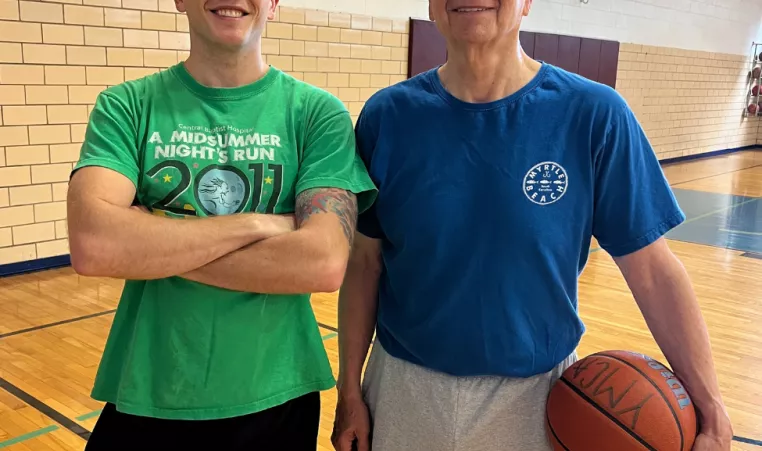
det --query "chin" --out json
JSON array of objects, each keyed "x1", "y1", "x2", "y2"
[
  {"x1": 448, "y1": 23, "x2": 496, "y2": 42},
  {"x1": 453, "y1": 31, "x2": 494, "y2": 44},
  {"x1": 209, "y1": 32, "x2": 253, "y2": 48}
]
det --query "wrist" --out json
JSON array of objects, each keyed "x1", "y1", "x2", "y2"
[
  {"x1": 336, "y1": 375, "x2": 363, "y2": 398},
  {"x1": 696, "y1": 400, "x2": 732, "y2": 435},
  {"x1": 246, "y1": 213, "x2": 295, "y2": 242}
]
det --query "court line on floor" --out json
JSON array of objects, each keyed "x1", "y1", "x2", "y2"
[
  {"x1": 0, "y1": 309, "x2": 117, "y2": 340},
  {"x1": 318, "y1": 322, "x2": 338, "y2": 333},
  {"x1": 0, "y1": 425, "x2": 59, "y2": 449},
  {"x1": 681, "y1": 197, "x2": 762, "y2": 226},
  {"x1": 76, "y1": 409, "x2": 102, "y2": 422},
  {"x1": 0, "y1": 377, "x2": 91, "y2": 441},
  {"x1": 719, "y1": 228, "x2": 762, "y2": 236},
  {"x1": 670, "y1": 162, "x2": 762, "y2": 188},
  {"x1": 734, "y1": 436, "x2": 762, "y2": 447}
]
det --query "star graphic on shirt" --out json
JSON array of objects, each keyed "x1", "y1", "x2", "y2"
[
  {"x1": 264, "y1": 176, "x2": 273, "y2": 184},
  {"x1": 163, "y1": 174, "x2": 172, "y2": 183}
]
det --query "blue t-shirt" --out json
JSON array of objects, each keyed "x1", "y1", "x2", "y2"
[{"x1": 355, "y1": 63, "x2": 685, "y2": 378}]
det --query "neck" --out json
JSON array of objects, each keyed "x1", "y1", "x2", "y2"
[
  {"x1": 183, "y1": 36, "x2": 269, "y2": 88},
  {"x1": 438, "y1": 36, "x2": 541, "y2": 103}
]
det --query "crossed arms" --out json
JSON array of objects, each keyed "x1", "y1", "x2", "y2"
[{"x1": 67, "y1": 166, "x2": 357, "y2": 294}]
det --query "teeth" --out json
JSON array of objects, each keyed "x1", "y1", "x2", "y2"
[
  {"x1": 215, "y1": 9, "x2": 243, "y2": 17},
  {"x1": 456, "y1": 7, "x2": 486, "y2": 12}
]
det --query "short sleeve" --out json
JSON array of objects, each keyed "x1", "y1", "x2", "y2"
[
  {"x1": 296, "y1": 91, "x2": 377, "y2": 214},
  {"x1": 592, "y1": 103, "x2": 685, "y2": 257},
  {"x1": 73, "y1": 89, "x2": 141, "y2": 186},
  {"x1": 353, "y1": 105, "x2": 384, "y2": 239}
]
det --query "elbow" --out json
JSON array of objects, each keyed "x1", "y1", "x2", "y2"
[
  {"x1": 68, "y1": 234, "x2": 108, "y2": 277},
  {"x1": 310, "y1": 256, "x2": 348, "y2": 293}
]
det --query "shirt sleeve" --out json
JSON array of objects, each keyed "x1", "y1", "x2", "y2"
[
  {"x1": 295, "y1": 90, "x2": 377, "y2": 214},
  {"x1": 592, "y1": 102, "x2": 685, "y2": 257},
  {"x1": 73, "y1": 89, "x2": 141, "y2": 187},
  {"x1": 353, "y1": 105, "x2": 385, "y2": 240}
]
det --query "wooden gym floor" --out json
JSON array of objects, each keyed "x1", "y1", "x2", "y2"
[{"x1": 0, "y1": 150, "x2": 761, "y2": 450}]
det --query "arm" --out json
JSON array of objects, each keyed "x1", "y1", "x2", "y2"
[
  {"x1": 180, "y1": 187, "x2": 357, "y2": 293},
  {"x1": 67, "y1": 166, "x2": 294, "y2": 280},
  {"x1": 336, "y1": 233, "x2": 382, "y2": 395},
  {"x1": 614, "y1": 238, "x2": 732, "y2": 446},
  {"x1": 331, "y1": 232, "x2": 382, "y2": 451}
]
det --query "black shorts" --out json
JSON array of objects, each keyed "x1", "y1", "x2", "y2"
[{"x1": 85, "y1": 391, "x2": 320, "y2": 450}]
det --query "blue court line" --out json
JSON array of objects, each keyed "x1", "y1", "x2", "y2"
[
  {"x1": 734, "y1": 435, "x2": 762, "y2": 447},
  {"x1": 588, "y1": 195, "x2": 762, "y2": 257},
  {"x1": 322, "y1": 332, "x2": 338, "y2": 340}
]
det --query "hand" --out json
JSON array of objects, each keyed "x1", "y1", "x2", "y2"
[
  {"x1": 693, "y1": 432, "x2": 731, "y2": 450},
  {"x1": 332, "y1": 392, "x2": 371, "y2": 451},
  {"x1": 693, "y1": 407, "x2": 733, "y2": 450}
]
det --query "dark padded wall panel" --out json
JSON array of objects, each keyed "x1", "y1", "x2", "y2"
[
  {"x1": 557, "y1": 35, "x2": 581, "y2": 74},
  {"x1": 578, "y1": 38, "x2": 602, "y2": 83},
  {"x1": 409, "y1": 19, "x2": 447, "y2": 78},
  {"x1": 407, "y1": 19, "x2": 621, "y2": 89},
  {"x1": 533, "y1": 33, "x2": 559, "y2": 64},
  {"x1": 598, "y1": 40, "x2": 620, "y2": 89}
]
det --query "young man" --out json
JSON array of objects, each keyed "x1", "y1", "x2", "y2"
[
  {"x1": 332, "y1": 1, "x2": 733, "y2": 450},
  {"x1": 66, "y1": 0, "x2": 376, "y2": 449}
]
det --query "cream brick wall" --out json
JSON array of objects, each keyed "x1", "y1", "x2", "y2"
[
  {"x1": 616, "y1": 43, "x2": 760, "y2": 161},
  {"x1": 281, "y1": 0, "x2": 762, "y2": 56},
  {"x1": 0, "y1": 2, "x2": 409, "y2": 265}
]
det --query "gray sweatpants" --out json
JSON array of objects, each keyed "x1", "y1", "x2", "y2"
[{"x1": 362, "y1": 341, "x2": 577, "y2": 451}]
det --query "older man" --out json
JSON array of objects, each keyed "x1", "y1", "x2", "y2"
[{"x1": 331, "y1": 1, "x2": 733, "y2": 450}]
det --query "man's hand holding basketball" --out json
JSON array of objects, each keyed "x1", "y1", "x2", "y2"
[
  {"x1": 689, "y1": 397, "x2": 732, "y2": 451},
  {"x1": 613, "y1": 237, "x2": 733, "y2": 451}
]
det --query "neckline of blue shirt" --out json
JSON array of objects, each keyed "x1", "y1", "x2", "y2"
[{"x1": 426, "y1": 62, "x2": 550, "y2": 112}]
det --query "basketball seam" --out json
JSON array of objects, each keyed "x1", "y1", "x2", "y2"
[
  {"x1": 559, "y1": 377, "x2": 657, "y2": 451},
  {"x1": 545, "y1": 408, "x2": 571, "y2": 451},
  {"x1": 599, "y1": 354, "x2": 685, "y2": 451}
]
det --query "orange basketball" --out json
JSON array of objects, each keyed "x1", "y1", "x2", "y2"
[{"x1": 546, "y1": 350, "x2": 697, "y2": 451}]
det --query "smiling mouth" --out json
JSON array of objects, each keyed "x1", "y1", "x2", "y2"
[
  {"x1": 452, "y1": 7, "x2": 493, "y2": 12},
  {"x1": 211, "y1": 8, "x2": 248, "y2": 18}
]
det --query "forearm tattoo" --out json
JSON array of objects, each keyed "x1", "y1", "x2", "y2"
[{"x1": 296, "y1": 188, "x2": 358, "y2": 243}]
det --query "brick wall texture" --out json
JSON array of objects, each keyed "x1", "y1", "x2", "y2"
[{"x1": 616, "y1": 43, "x2": 760, "y2": 161}]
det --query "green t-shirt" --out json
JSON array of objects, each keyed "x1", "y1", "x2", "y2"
[{"x1": 74, "y1": 63, "x2": 377, "y2": 420}]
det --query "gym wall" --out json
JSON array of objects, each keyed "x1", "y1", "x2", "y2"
[
  {"x1": 0, "y1": 1, "x2": 760, "y2": 269},
  {"x1": 295, "y1": 0, "x2": 762, "y2": 56},
  {"x1": 616, "y1": 44, "x2": 759, "y2": 161},
  {"x1": 0, "y1": 3, "x2": 408, "y2": 266}
]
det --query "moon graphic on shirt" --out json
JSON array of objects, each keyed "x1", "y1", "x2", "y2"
[
  {"x1": 194, "y1": 165, "x2": 250, "y2": 216},
  {"x1": 523, "y1": 161, "x2": 568, "y2": 206}
]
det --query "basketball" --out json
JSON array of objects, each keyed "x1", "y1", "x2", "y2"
[{"x1": 546, "y1": 350, "x2": 697, "y2": 451}]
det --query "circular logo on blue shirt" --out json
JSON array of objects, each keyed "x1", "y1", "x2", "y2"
[{"x1": 523, "y1": 161, "x2": 568, "y2": 206}]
